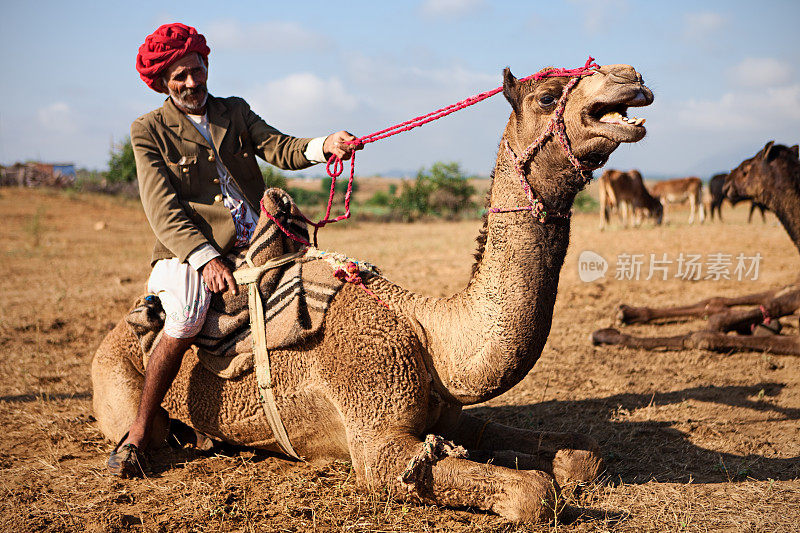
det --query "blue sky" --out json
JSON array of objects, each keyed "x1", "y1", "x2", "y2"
[{"x1": 1, "y1": 0, "x2": 798, "y2": 178}]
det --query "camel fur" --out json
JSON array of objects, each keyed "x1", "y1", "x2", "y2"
[{"x1": 93, "y1": 63, "x2": 654, "y2": 523}]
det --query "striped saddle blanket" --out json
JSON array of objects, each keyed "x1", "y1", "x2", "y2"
[{"x1": 126, "y1": 188, "x2": 377, "y2": 378}]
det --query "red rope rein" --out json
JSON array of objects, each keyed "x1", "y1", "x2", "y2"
[{"x1": 263, "y1": 56, "x2": 599, "y2": 244}]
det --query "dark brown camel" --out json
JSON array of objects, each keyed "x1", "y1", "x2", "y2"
[
  {"x1": 706, "y1": 171, "x2": 767, "y2": 223},
  {"x1": 593, "y1": 141, "x2": 800, "y2": 356}
]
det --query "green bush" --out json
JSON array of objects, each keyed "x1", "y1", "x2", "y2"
[
  {"x1": 261, "y1": 165, "x2": 288, "y2": 189},
  {"x1": 393, "y1": 161, "x2": 476, "y2": 220},
  {"x1": 365, "y1": 190, "x2": 393, "y2": 207},
  {"x1": 106, "y1": 137, "x2": 137, "y2": 184},
  {"x1": 287, "y1": 187, "x2": 326, "y2": 206},
  {"x1": 320, "y1": 176, "x2": 358, "y2": 196},
  {"x1": 573, "y1": 190, "x2": 599, "y2": 213}
]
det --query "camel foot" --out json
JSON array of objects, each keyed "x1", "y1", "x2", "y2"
[
  {"x1": 552, "y1": 446, "x2": 604, "y2": 497},
  {"x1": 686, "y1": 331, "x2": 717, "y2": 350},
  {"x1": 616, "y1": 304, "x2": 648, "y2": 324},
  {"x1": 491, "y1": 469, "x2": 559, "y2": 523},
  {"x1": 592, "y1": 328, "x2": 624, "y2": 345},
  {"x1": 753, "y1": 320, "x2": 782, "y2": 336}
]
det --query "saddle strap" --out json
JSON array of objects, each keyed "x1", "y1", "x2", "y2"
[{"x1": 237, "y1": 251, "x2": 304, "y2": 460}]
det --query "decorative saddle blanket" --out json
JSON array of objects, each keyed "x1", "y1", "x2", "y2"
[{"x1": 126, "y1": 188, "x2": 379, "y2": 379}]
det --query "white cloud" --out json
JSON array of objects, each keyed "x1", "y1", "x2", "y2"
[
  {"x1": 420, "y1": 0, "x2": 486, "y2": 17},
  {"x1": 677, "y1": 84, "x2": 800, "y2": 132},
  {"x1": 238, "y1": 56, "x2": 507, "y2": 176},
  {"x1": 683, "y1": 11, "x2": 726, "y2": 41},
  {"x1": 244, "y1": 73, "x2": 358, "y2": 130},
  {"x1": 567, "y1": 0, "x2": 630, "y2": 33},
  {"x1": 729, "y1": 57, "x2": 793, "y2": 88},
  {"x1": 205, "y1": 20, "x2": 329, "y2": 52},
  {"x1": 37, "y1": 102, "x2": 77, "y2": 133}
]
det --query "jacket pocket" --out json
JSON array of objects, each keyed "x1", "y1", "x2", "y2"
[{"x1": 167, "y1": 154, "x2": 199, "y2": 197}]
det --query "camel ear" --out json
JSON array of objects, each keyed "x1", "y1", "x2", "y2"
[
  {"x1": 790, "y1": 145, "x2": 799, "y2": 160},
  {"x1": 503, "y1": 68, "x2": 521, "y2": 114},
  {"x1": 762, "y1": 140, "x2": 776, "y2": 161}
]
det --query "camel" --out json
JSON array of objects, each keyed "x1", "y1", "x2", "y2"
[
  {"x1": 598, "y1": 168, "x2": 662, "y2": 229},
  {"x1": 704, "y1": 172, "x2": 727, "y2": 221},
  {"x1": 650, "y1": 177, "x2": 705, "y2": 224},
  {"x1": 92, "y1": 63, "x2": 654, "y2": 523},
  {"x1": 593, "y1": 141, "x2": 800, "y2": 357},
  {"x1": 706, "y1": 171, "x2": 768, "y2": 223}
]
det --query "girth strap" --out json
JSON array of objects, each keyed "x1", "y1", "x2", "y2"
[{"x1": 233, "y1": 250, "x2": 306, "y2": 460}]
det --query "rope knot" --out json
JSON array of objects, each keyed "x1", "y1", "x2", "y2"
[
  {"x1": 398, "y1": 434, "x2": 468, "y2": 494},
  {"x1": 333, "y1": 261, "x2": 364, "y2": 285}
]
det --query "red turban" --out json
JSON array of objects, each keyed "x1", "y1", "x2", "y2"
[{"x1": 136, "y1": 23, "x2": 210, "y2": 92}]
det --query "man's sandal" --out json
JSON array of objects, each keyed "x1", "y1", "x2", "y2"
[{"x1": 107, "y1": 433, "x2": 151, "y2": 478}]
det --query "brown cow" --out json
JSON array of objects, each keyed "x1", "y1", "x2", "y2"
[
  {"x1": 598, "y1": 169, "x2": 662, "y2": 229},
  {"x1": 650, "y1": 177, "x2": 705, "y2": 224}
]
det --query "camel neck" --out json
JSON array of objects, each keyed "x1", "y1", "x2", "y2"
[
  {"x1": 772, "y1": 188, "x2": 800, "y2": 257},
  {"x1": 374, "y1": 140, "x2": 577, "y2": 405}
]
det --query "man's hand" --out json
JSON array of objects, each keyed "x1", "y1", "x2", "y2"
[
  {"x1": 323, "y1": 131, "x2": 363, "y2": 161},
  {"x1": 200, "y1": 257, "x2": 239, "y2": 295}
]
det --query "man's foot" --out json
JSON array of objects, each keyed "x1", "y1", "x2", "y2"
[{"x1": 108, "y1": 437, "x2": 150, "y2": 478}]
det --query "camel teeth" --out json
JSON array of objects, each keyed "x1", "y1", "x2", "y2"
[{"x1": 600, "y1": 111, "x2": 623, "y2": 123}]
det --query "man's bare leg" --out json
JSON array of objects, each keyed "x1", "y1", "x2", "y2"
[
  {"x1": 108, "y1": 333, "x2": 195, "y2": 476},
  {"x1": 122, "y1": 333, "x2": 195, "y2": 449}
]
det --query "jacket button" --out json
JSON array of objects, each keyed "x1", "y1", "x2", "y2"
[
  {"x1": 242, "y1": 152, "x2": 249, "y2": 158},
  {"x1": 214, "y1": 194, "x2": 223, "y2": 203},
  {"x1": 213, "y1": 178, "x2": 220, "y2": 184},
  {"x1": 208, "y1": 155, "x2": 215, "y2": 162}
]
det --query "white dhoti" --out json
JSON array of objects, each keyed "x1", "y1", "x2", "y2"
[{"x1": 147, "y1": 258, "x2": 212, "y2": 339}]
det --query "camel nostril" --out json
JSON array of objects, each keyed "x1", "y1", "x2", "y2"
[{"x1": 631, "y1": 91, "x2": 648, "y2": 105}]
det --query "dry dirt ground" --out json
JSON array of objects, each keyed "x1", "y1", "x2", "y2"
[{"x1": 1, "y1": 188, "x2": 798, "y2": 532}]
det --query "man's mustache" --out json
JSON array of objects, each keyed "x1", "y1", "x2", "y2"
[{"x1": 179, "y1": 85, "x2": 207, "y2": 99}]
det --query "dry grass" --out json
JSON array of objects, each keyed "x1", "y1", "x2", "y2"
[{"x1": 1, "y1": 187, "x2": 798, "y2": 532}]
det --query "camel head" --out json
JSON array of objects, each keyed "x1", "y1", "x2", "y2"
[
  {"x1": 502, "y1": 63, "x2": 653, "y2": 178},
  {"x1": 724, "y1": 141, "x2": 800, "y2": 208}
]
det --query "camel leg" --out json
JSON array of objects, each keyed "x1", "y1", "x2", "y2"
[
  {"x1": 91, "y1": 320, "x2": 169, "y2": 447},
  {"x1": 620, "y1": 202, "x2": 630, "y2": 228},
  {"x1": 350, "y1": 431, "x2": 559, "y2": 524},
  {"x1": 444, "y1": 413, "x2": 604, "y2": 488},
  {"x1": 599, "y1": 186, "x2": 609, "y2": 230},
  {"x1": 702, "y1": 288, "x2": 800, "y2": 333},
  {"x1": 592, "y1": 327, "x2": 800, "y2": 356},
  {"x1": 714, "y1": 200, "x2": 723, "y2": 222},
  {"x1": 591, "y1": 328, "x2": 689, "y2": 350},
  {"x1": 688, "y1": 331, "x2": 800, "y2": 356},
  {"x1": 616, "y1": 289, "x2": 780, "y2": 324},
  {"x1": 688, "y1": 195, "x2": 696, "y2": 224}
]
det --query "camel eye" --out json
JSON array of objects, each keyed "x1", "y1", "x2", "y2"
[{"x1": 539, "y1": 94, "x2": 556, "y2": 107}]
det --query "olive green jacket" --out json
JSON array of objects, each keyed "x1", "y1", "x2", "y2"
[{"x1": 131, "y1": 95, "x2": 314, "y2": 265}]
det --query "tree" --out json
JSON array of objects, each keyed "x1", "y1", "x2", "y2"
[
  {"x1": 320, "y1": 176, "x2": 358, "y2": 196},
  {"x1": 394, "y1": 161, "x2": 476, "y2": 219},
  {"x1": 261, "y1": 165, "x2": 288, "y2": 189},
  {"x1": 106, "y1": 136, "x2": 137, "y2": 183}
]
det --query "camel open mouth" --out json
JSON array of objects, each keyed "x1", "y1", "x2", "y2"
[
  {"x1": 588, "y1": 102, "x2": 646, "y2": 129},
  {"x1": 584, "y1": 87, "x2": 652, "y2": 143}
]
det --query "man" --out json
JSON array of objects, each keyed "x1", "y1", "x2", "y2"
[{"x1": 108, "y1": 23, "x2": 360, "y2": 477}]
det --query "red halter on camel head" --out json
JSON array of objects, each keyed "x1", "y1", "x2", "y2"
[{"x1": 136, "y1": 23, "x2": 211, "y2": 93}]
